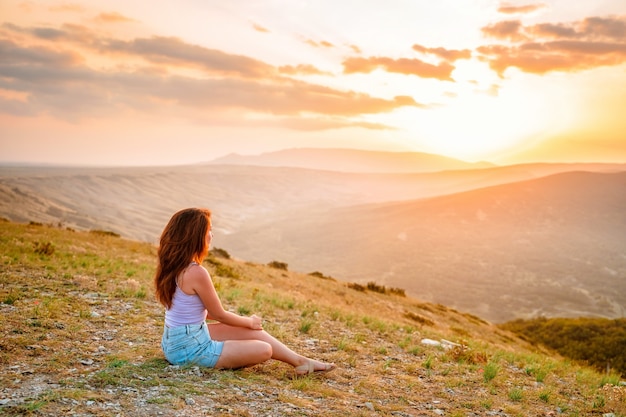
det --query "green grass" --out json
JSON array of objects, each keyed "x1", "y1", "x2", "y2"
[{"x1": 483, "y1": 362, "x2": 499, "y2": 382}]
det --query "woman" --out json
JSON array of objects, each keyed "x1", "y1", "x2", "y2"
[{"x1": 154, "y1": 207, "x2": 336, "y2": 375}]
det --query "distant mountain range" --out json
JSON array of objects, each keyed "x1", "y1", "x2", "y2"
[
  {"x1": 1, "y1": 148, "x2": 625, "y2": 322},
  {"x1": 207, "y1": 148, "x2": 495, "y2": 172}
]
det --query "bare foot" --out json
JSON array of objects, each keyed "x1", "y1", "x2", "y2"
[{"x1": 294, "y1": 359, "x2": 336, "y2": 376}]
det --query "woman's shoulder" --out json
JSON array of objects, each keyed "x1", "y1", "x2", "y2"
[
  {"x1": 185, "y1": 263, "x2": 210, "y2": 282},
  {"x1": 178, "y1": 263, "x2": 210, "y2": 294}
]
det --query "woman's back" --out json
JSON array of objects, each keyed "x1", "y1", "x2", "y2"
[{"x1": 164, "y1": 263, "x2": 207, "y2": 327}]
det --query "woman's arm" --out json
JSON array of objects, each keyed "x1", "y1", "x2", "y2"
[{"x1": 188, "y1": 265, "x2": 262, "y2": 330}]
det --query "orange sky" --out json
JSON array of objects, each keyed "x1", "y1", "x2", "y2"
[{"x1": 1, "y1": 0, "x2": 625, "y2": 166}]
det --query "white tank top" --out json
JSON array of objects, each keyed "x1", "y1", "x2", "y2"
[{"x1": 164, "y1": 263, "x2": 207, "y2": 327}]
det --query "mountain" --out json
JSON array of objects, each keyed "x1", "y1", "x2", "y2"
[
  {"x1": 217, "y1": 171, "x2": 626, "y2": 322},
  {"x1": 1, "y1": 161, "x2": 616, "y2": 242},
  {"x1": 1, "y1": 160, "x2": 625, "y2": 322},
  {"x1": 0, "y1": 163, "x2": 538, "y2": 242},
  {"x1": 207, "y1": 148, "x2": 496, "y2": 172}
]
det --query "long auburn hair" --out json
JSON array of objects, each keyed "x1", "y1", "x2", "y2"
[{"x1": 154, "y1": 208, "x2": 211, "y2": 309}]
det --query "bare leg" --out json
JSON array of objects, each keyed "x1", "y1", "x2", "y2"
[{"x1": 208, "y1": 322, "x2": 333, "y2": 372}]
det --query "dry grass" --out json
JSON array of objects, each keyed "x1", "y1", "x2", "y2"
[{"x1": 0, "y1": 220, "x2": 624, "y2": 416}]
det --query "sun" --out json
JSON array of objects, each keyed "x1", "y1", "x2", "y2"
[
  {"x1": 415, "y1": 97, "x2": 535, "y2": 161},
  {"x1": 397, "y1": 78, "x2": 562, "y2": 162}
]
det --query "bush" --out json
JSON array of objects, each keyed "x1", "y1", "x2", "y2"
[
  {"x1": 347, "y1": 282, "x2": 366, "y2": 292},
  {"x1": 33, "y1": 241, "x2": 54, "y2": 256},
  {"x1": 308, "y1": 271, "x2": 335, "y2": 281},
  {"x1": 499, "y1": 317, "x2": 626, "y2": 377},
  {"x1": 268, "y1": 261, "x2": 288, "y2": 271},
  {"x1": 210, "y1": 247, "x2": 231, "y2": 259},
  {"x1": 367, "y1": 281, "x2": 387, "y2": 294},
  {"x1": 389, "y1": 287, "x2": 406, "y2": 297},
  {"x1": 90, "y1": 229, "x2": 120, "y2": 238},
  {"x1": 347, "y1": 281, "x2": 406, "y2": 297},
  {"x1": 404, "y1": 311, "x2": 434, "y2": 326}
]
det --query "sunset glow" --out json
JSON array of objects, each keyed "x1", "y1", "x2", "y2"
[{"x1": 1, "y1": 0, "x2": 625, "y2": 165}]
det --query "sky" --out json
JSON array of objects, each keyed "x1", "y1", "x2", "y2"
[{"x1": 1, "y1": 0, "x2": 626, "y2": 166}]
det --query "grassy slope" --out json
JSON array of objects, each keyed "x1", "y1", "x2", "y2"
[{"x1": 0, "y1": 220, "x2": 624, "y2": 416}]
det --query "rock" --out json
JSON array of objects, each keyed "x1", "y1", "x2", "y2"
[{"x1": 421, "y1": 338, "x2": 441, "y2": 347}]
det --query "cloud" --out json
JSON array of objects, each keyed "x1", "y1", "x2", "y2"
[
  {"x1": 18, "y1": 1, "x2": 35, "y2": 13},
  {"x1": 0, "y1": 23, "x2": 417, "y2": 124},
  {"x1": 342, "y1": 56, "x2": 455, "y2": 81},
  {"x1": 481, "y1": 20, "x2": 526, "y2": 41},
  {"x1": 533, "y1": 17, "x2": 626, "y2": 40},
  {"x1": 304, "y1": 38, "x2": 334, "y2": 48},
  {"x1": 0, "y1": 38, "x2": 83, "y2": 67},
  {"x1": 250, "y1": 22, "x2": 269, "y2": 33},
  {"x1": 5, "y1": 23, "x2": 275, "y2": 78},
  {"x1": 412, "y1": 44, "x2": 472, "y2": 62},
  {"x1": 278, "y1": 64, "x2": 329, "y2": 76},
  {"x1": 497, "y1": 3, "x2": 547, "y2": 15},
  {"x1": 0, "y1": 96, "x2": 37, "y2": 117},
  {"x1": 94, "y1": 12, "x2": 136, "y2": 23},
  {"x1": 342, "y1": 45, "x2": 468, "y2": 80},
  {"x1": 105, "y1": 36, "x2": 276, "y2": 78},
  {"x1": 279, "y1": 117, "x2": 395, "y2": 131},
  {"x1": 49, "y1": 3, "x2": 85, "y2": 13},
  {"x1": 478, "y1": 15, "x2": 626, "y2": 75}
]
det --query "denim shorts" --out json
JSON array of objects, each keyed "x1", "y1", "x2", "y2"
[{"x1": 161, "y1": 322, "x2": 224, "y2": 368}]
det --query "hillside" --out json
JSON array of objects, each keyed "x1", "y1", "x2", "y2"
[
  {"x1": 500, "y1": 317, "x2": 626, "y2": 376},
  {"x1": 0, "y1": 164, "x2": 533, "y2": 243},
  {"x1": 0, "y1": 221, "x2": 624, "y2": 416},
  {"x1": 0, "y1": 163, "x2": 625, "y2": 323},
  {"x1": 219, "y1": 171, "x2": 626, "y2": 322}
]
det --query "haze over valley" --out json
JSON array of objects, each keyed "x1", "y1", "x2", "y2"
[{"x1": 1, "y1": 148, "x2": 624, "y2": 323}]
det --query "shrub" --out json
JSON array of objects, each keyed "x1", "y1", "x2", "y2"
[
  {"x1": 210, "y1": 247, "x2": 231, "y2": 259},
  {"x1": 389, "y1": 287, "x2": 406, "y2": 297},
  {"x1": 347, "y1": 281, "x2": 406, "y2": 296},
  {"x1": 268, "y1": 261, "x2": 288, "y2": 270},
  {"x1": 404, "y1": 311, "x2": 434, "y2": 326},
  {"x1": 33, "y1": 241, "x2": 54, "y2": 256},
  {"x1": 347, "y1": 282, "x2": 366, "y2": 292},
  {"x1": 214, "y1": 264, "x2": 239, "y2": 279},
  {"x1": 308, "y1": 271, "x2": 335, "y2": 281},
  {"x1": 499, "y1": 317, "x2": 626, "y2": 376},
  {"x1": 449, "y1": 345, "x2": 487, "y2": 365},
  {"x1": 89, "y1": 229, "x2": 120, "y2": 238},
  {"x1": 367, "y1": 281, "x2": 387, "y2": 294}
]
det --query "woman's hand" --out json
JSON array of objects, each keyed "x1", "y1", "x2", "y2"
[{"x1": 249, "y1": 314, "x2": 263, "y2": 330}]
